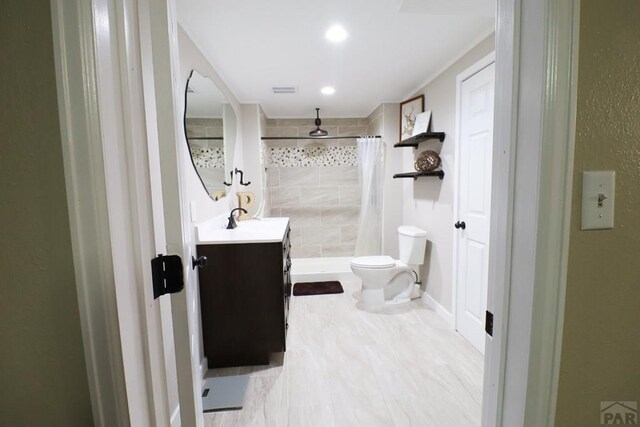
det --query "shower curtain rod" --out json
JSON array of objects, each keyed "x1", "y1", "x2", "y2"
[{"x1": 261, "y1": 135, "x2": 381, "y2": 140}]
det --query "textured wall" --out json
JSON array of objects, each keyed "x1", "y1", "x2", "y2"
[
  {"x1": 0, "y1": 2, "x2": 93, "y2": 425},
  {"x1": 555, "y1": 1, "x2": 640, "y2": 425},
  {"x1": 401, "y1": 34, "x2": 495, "y2": 312}
]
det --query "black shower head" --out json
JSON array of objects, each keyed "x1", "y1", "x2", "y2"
[{"x1": 309, "y1": 108, "x2": 328, "y2": 137}]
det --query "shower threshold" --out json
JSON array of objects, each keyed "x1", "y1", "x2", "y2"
[{"x1": 290, "y1": 257, "x2": 355, "y2": 283}]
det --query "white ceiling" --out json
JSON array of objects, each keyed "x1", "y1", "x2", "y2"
[
  {"x1": 186, "y1": 70, "x2": 226, "y2": 118},
  {"x1": 398, "y1": 0, "x2": 495, "y2": 16},
  {"x1": 177, "y1": 0, "x2": 495, "y2": 118}
]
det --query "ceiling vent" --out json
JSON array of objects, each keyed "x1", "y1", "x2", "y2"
[{"x1": 272, "y1": 86, "x2": 297, "y2": 94}]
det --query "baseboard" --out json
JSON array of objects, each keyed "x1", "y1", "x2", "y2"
[
  {"x1": 421, "y1": 292, "x2": 454, "y2": 327},
  {"x1": 170, "y1": 406, "x2": 180, "y2": 427}
]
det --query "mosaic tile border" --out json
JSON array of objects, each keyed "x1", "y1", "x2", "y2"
[
  {"x1": 191, "y1": 146, "x2": 225, "y2": 169},
  {"x1": 266, "y1": 146, "x2": 357, "y2": 167}
]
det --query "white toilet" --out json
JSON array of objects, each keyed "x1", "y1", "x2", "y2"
[{"x1": 351, "y1": 226, "x2": 428, "y2": 310}]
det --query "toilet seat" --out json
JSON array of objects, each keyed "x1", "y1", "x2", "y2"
[{"x1": 351, "y1": 255, "x2": 396, "y2": 269}]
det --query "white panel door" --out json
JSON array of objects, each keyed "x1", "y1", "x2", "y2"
[{"x1": 455, "y1": 62, "x2": 495, "y2": 354}]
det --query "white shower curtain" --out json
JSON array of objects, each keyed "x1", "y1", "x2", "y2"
[{"x1": 355, "y1": 136, "x2": 385, "y2": 256}]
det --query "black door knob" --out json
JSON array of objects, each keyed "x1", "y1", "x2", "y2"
[
  {"x1": 191, "y1": 255, "x2": 208, "y2": 270},
  {"x1": 454, "y1": 221, "x2": 466, "y2": 230}
]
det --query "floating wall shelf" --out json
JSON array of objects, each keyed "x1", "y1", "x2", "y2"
[
  {"x1": 393, "y1": 171, "x2": 445, "y2": 180},
  {"x1": 393, "y1": 131, "x2": 446, "y2": 148}
]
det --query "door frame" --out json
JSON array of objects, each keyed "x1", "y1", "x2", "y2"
[
  {"x1": 482, "y1": 1, "x2": 580, "y2": 425},
  {"x1": 51, "y1": 0, "x2": 580, "y2": 426},
  {"x1": 452, "y1": 51, "x2": 496, "y2": 339},
  {"x1": 51, "y1": 0, "x2": 199, "y2": 425}
]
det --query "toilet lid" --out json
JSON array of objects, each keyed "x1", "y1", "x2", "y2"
[{"x1": 351, "y1": 256, "x2": 396, "y2": 269}]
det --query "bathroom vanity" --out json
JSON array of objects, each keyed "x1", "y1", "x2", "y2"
[{"x1": 196, "y1": 217, "x2": 291, "y2": 368}]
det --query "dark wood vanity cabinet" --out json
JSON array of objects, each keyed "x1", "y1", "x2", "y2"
[{"x1": 196, "y1": 226, "x2": 291, "y2": 368}]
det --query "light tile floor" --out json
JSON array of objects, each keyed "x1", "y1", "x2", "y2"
[{"x1": 204, "y1": 278, "x2": 483, "y2": 427}]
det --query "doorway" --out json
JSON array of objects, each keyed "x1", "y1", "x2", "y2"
[
  {"x1": 454, "y1": 54, "x2": 496, "y2": 355},
  {"x1": 51, "y1": 0, "x2": 581, "y2": 425}
]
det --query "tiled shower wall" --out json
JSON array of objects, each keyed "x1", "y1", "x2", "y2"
[
  {"x1": 186, "y1": 118, "x2": 225, "y2": 194},
  {"x1": 264, "y1": 118, "x2": 371, "y2": 258}
]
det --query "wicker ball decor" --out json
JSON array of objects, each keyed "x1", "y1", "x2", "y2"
[{"x1": 414, "y1": 150, "x2": 441, "y2": 172}]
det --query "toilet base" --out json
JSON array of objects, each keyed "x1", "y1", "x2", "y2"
[{"x1": 360, "y1": 283, "x2": 419, "y2": 311}]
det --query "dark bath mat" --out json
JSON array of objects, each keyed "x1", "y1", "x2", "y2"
[{"x1": 293, "y1": 281, "x2": 344, "y2": 296}]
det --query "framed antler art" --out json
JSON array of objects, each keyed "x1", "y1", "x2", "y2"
[{"x1": 399, "y1": 94, "x2": 424, "y2": 141}]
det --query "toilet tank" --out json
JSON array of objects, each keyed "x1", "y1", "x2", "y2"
[{"x1": 398, "y1": 226, "x2": 428, "y2": 265}]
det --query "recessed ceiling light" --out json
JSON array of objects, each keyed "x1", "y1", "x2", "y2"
[
  {"x1": 321, "y1": 86, "x2": 336, "y2": 95},
  {"x1": 325, "y1": 25, "x2": 348, "y2": 42}
]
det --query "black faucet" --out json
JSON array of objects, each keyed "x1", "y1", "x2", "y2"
[{"x1": 226, "y1": 207, "x2": 248, "y2": 229}]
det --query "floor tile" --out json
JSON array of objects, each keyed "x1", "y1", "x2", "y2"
[{"x1": 203, "y1": 277, "x2": 483, "y2": 426}]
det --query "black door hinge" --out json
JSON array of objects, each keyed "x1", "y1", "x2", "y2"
[
  {"x1": 485, "y1": 310, "x2": 494, "y2": 337},
  {"x1": 151, "y1": 254, "x2": 184, "y2": 299}
]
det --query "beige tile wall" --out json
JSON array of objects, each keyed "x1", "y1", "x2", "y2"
[
  {"x1": 186, "y1": 118, "x2": 226, "y2": 195},
  {"x1": 185, "y1": 117, "x2": 223, "y2": 138},
  {"x1": 265, "y1": 118, "x2": 369, "y2": 258}
]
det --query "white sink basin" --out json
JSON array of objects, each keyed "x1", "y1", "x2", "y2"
[{"x1": 196, "y1": 217, "x2": 289, "y2": 244}]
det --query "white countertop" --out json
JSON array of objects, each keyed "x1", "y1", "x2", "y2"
[{"x1": 196, "y1": 217, "x2": 290, "y2": 245}]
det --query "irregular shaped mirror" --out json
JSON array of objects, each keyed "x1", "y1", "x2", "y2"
[{"x1": 184, "y1": 70, "x2": 237, "y2": 201}]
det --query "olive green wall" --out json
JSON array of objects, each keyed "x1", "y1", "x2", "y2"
[
  {"x1": 555, "y1": 1, "x2": 640, "y2": 426},
  {"x1": 0, "y1": 2, "x2": 94, "y2": 426}
]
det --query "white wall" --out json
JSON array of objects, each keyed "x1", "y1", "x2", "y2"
[
  {"x1": 239, "y1": 104, "x2": 265, "y2": 217},
  {"x1": 402, "y1": 34, "x2": 495, "y2": 313},
  {"x1": 178, "y1": 27, "x2": 244, "y2": 374},
  {"x1": 178, "y1": 26, "x2": 242, "y2": 222}
]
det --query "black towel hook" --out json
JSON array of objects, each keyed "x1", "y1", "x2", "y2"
[
  {"x1": 235, "y1": 168, "x2": 251, "y2": 186},
  {"x1": 223, "y1": 170, "x2": 233, "y2": 187}
]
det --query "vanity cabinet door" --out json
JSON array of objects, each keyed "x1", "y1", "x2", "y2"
[{"x1": 197, "y1": 240, "x2": 287, "y2": 368}]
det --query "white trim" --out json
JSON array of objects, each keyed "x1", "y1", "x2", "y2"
[
  {"x1": 199, "y1": 358, "x2": 208, "y2": 383},
  {"x1": 481, "y1": 0, "x2": 519, "y2": 423},
  {"x1": 452, "y1": 52, "x2": 496, "y2": 332},
  {"x1": 482, "y1": 0, "x2": 579, "y2": 425},
  {"x1": 50, "y1": 2, "x2": 130, "y2": 425},
  {"x1": 170, "y1": 407, "x2": 181, "y2": 427},
  {"x1": 402, "y1": 27, "x2": 495, "y2": 102},
  {"x1": 52, "y1": 0, "x2": 189, "y2": 425},
  {"x1": 458, "y1": 52, "x2": 496, "y2": 84},
  {"x1": 547, "y1": 4, "x2": 580, "y2": 422},
  {"x1": 143, "y1": 0, "x2": 204, "y2": 425},
  {"x1": 421, "y1": 292, "x2": 454, "y2": 327},
  {"x1": 524, "y1": 2, "x2": 580, "y2": 424}
]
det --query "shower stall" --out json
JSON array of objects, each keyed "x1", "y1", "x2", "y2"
[{"x1": 260, "y1": 112, "x2": 385, "y2": 280}]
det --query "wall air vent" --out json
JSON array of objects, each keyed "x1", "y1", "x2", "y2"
[{"x1": 272, "y1": 86, "x2": 297, "y2": 94}]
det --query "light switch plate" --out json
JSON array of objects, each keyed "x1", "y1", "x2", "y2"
[{"x1": 581, "y1": 171, "x2": 615, "y2": 230}]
